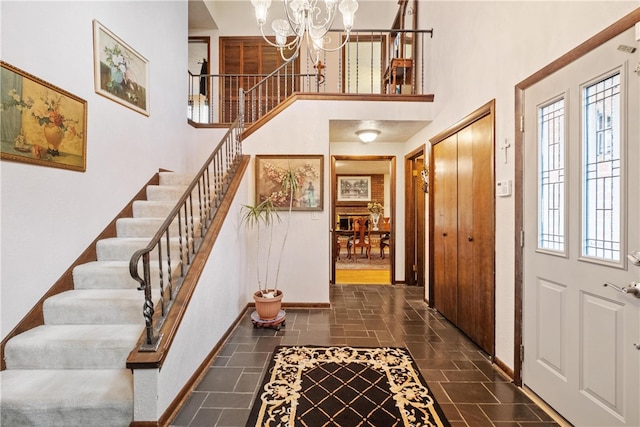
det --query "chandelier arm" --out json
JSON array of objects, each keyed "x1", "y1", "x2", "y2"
[
  {"x1": 283, "y1": 0, "x2": 305, "y2": 37},
  {"x1": 312, "y1": 31, "x2": 354, "y2": 52},
  {"x1": 279, "y1": 38, "x2": 303, "y2": 62}
]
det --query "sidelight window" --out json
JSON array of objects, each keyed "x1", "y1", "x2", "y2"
[
  {"x1": 538, "y1": 98, "x2": 566, "y2": 252},
  {"x1": 582, "y1": 73, "x2": 621, "y2": 262}
]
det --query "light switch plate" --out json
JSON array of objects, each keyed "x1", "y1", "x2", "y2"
[{"x1": 496, "y1": 180, "x2": 512, "y2": 197}]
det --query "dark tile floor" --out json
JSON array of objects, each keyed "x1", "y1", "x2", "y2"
[{"x1": 171, "y1": 285, "x2": 562, "y2": 427}]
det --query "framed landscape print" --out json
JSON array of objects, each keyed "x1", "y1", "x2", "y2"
[
  {"x1": 93, "y1": 20, "x2": 149, "y2": 116},
  {"x1": 0, "y1": 61, "x2": 87, "y2": 172},
  {"x1": 337, "y1": 176, "x2": 371, "y2": 202},
  {"x1": 255, "y1": 155, "x2": 324, "y2": 211}
]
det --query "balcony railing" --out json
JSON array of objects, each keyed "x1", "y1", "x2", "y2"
[{"x1": 188, "y1": 28, "x2": 433, "y2": 125}]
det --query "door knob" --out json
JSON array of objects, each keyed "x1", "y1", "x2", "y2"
[
  {"x1": 468, "y1": 236, "x2": 474, "y2": 242},
  {"x1": 443, "y1": 232, "x2": 447, "y2": 236}
]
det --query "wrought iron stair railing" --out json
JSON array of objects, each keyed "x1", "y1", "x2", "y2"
[{"x1": 129, "y1": 120, "x2": 243, "y2": 351}]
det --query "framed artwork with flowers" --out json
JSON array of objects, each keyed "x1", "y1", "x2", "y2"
[
  {"x1": 92, "y1": 20, "x2": 149, "y2": 116},
  {"x1": 0, "y1": 61, "x2": 87, "y2": 172},
  {"x1": 255, "y1": 155, "x2": 324, "y2": 211}
]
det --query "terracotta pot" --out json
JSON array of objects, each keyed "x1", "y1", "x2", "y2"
[{"x1": 253, "y1": 290, "x2": 283, "y2": 320}]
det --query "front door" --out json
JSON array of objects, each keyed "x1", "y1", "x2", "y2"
[{"x1": 523, "y1": 26, "x2": 639, "y2": 426}]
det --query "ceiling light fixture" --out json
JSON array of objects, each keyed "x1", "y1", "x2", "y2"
[
  {"x1": 251, "y1": 0, "x2": 359, "y2": 64},
  {"x1": 356, "y1": 129, "x2": 380, "y2": 143}
]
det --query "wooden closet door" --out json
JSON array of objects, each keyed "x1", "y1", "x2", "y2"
[
  {"x1": 433, "y1": 134, "x2": 458, "y2": 322},
  {"x1": 470, "y1": 115, "x2": 494, "y2": 354},
  {"x1": 431, "y1": 106, "x2": 495, "y2": 356},
  {"x1": 457, "y1": 115, "x2": 495, "y2": 354}
]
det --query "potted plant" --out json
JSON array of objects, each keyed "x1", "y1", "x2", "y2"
[{"x1": 241, "y1": 167, "x2": 299, "y2": 320}]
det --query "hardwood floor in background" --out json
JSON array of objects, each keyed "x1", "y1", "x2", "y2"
[{"x1": 335, "y1": 268, "x2": 391, "y2": 285}]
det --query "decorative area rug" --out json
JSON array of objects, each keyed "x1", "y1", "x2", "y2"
[{"x1": 246, "y1": 346, "x2": 450, "y2": 427}]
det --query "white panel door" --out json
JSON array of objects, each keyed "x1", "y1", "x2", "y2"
[{"x1": 523, "y1": 27, "x2": 639, "y2": 426}]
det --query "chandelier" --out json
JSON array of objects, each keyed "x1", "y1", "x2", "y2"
[{"x1": 251, "y1": 0, "x2": 359, "y2": 63}]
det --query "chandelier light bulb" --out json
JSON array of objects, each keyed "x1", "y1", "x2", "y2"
[
  {"x1": 251, "y1": 0, "x2": 271, "y2": 26},
  {"x1": 339, "y1": 0, "x2": 358, "y2": 30},
  {"x1": 272, "y1": 19, "x2": 291, "y2": 47}
]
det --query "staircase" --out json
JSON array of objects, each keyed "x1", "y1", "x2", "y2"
[{"x1": 1, "y1": 172, "x2": 193, "y2": 426}]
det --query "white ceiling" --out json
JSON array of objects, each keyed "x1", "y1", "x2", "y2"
[{"x1": 329, "y1": 119, "x2": 429, "y2": 143}]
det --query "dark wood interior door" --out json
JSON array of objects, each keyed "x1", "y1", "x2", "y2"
[
  {"x1": 456, "y1": 115, "x2": 495, "y2": 353},
  {"x1": 433, "y1": 134, "x2": 458, "y2": 322},
  {"x1": 431, "y1": 105, "x2": 495, "y2": 355},
  {"x1": 220, "y1": 37, "x2": 299, "y2": 123}
]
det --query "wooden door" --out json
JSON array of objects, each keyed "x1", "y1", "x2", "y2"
[
  {"x1": 433, "y1": 134, "x2": 458, "y2": 322},
  {"x1": 431, "y1": 103, "x2": 495, "y2": 355},
  {"x1": 457, "y1": 115, "x2": 495, "y2": 353},
  {"x1": 219, "y1": 37, "x2": 299, "y2": 123}
]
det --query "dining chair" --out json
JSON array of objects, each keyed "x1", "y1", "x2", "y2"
[{"x1": 351, "y1": 217, "x2": 371, "y2": 261}]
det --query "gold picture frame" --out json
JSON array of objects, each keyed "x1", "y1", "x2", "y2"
[
  {"x1": 0, "y1": 61, "x2": 87, "y2": 172},
  {"x1": 93, "y1": 20, "x2": 149, "y2": 116},
  {"x1": 255, "y1": 155, "x2": 324, "y2": 211}
]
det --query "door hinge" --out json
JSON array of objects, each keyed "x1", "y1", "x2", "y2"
[
  {"x1": 520, "y1": 344, "x2": 525, "y2": 363},
  {"x1": 520, "y1": 230, "x2": 525, "y2": 248},
  {"x1": 520, "y1": 116, "x2": 524, "y2": 132},
  {"x1": 412, "y1": 169, "x2": 418, "y2": 177},
  {"x1": 413, "y1": 264, "x2": 418, "y2": 272}
]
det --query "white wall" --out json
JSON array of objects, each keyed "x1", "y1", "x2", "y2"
[
  {"x1": 407, "y1": 0, "x2": 638, "y2": 370},
  {"x1": 241, "y1": 99, "x2": 433, "y2": 302},
  {"x1": 0, "y1": 1, "x2": 195, "y2": 337}
]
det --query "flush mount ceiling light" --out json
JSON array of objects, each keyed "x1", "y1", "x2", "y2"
[
  {"x1": 251, "y1": 0, "x2": 359, "y2": 64},
  {"x1": 356, "y1": 129, "x2": 380, "y2": 143}
]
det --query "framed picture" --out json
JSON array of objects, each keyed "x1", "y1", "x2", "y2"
[
  {"x1": 255, "y1": 155, "x2": 324, "y2": 211},
  {"x1": 0, "y1": 61, "x2": 87, "y2": 172},
  {"x1": 337, "y1": 176, "x2": 371, "y2": 202},
  {"x1": 93, "y1": 20, "x2": 149, "y2": 116}
]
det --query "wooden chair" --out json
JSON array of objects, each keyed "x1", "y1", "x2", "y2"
[
  {"x1": 379, "y1": 232, "x2": 390, "y2": 258},
  {"x1": 351, "y1": 218, "x2": 371, "y2": 261}
]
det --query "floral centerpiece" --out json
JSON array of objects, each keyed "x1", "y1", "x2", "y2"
[
  {"x1": 367, "y1": 202, "x2": 383, "y2": 214},
  {"x1": 1, "y1": 89, "x2": 80, "y2": 158},
  {"x1": 367, "y1": 202, "x2": 383, "y2": 231}
]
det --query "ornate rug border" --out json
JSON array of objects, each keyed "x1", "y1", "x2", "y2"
[{"x1": 246, "y1": 345, "x2": 450, "y2": 427}]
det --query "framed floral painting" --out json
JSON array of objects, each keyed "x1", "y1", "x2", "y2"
[
  {"x1": 0, "y1": 61, "x2": 87, "y2": 171},
  {"x1": 93, "y1": 20, "x2": 149, "y2": 116},
  {"x1": 255, "y1": 155, "x2": 324, "y2": 211}
]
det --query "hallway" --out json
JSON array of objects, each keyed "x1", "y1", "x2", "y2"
[{"x1": 171, "y1": 285, "x2": 561, "y2": 426}]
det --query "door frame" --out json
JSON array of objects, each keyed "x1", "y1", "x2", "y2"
[
  {"x1": 330, "y1": 155, "x2": 396, "y2": 284},
  {"x1": 404, "y1": 146, "x2": 427, "y2": 287},
  {"x1": 513, "y1": 9, "x2": 640, "y2": 386}
]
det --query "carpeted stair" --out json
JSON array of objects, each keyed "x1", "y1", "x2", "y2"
[{"x1": 1, "y1": 172, "x2": 194, "y2": 426}]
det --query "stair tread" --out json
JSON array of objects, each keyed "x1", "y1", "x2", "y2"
[
  {"x1": 1, "y1": 369, "x2": 133, "y2": 425},
  {"x1": 6, "y1": 324, "x2": 143, "y2": 348},
  {"x1": 4, "y1": 325, "x2": 144, "y2": 369}
]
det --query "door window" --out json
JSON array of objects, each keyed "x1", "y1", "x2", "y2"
[
  {"x1": 582, "y1": 73, "x2": 621, "y2": 262},
  {"x1": 538, "y1": 98, "x2": 566, "y2": 253}
]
